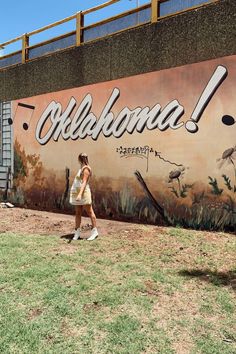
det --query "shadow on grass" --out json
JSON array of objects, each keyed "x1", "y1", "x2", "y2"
[
  {"x1": 60, "y1": 233, "x2": 85, "y2": 243},
  {"x1": 179, "y1": 269, "x2": 236, "y2": 290}
]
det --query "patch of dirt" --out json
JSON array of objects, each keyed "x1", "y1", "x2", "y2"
[
  {"x1": 83, "y1": 301, "x2": 101, "y2": 312},
  {"x1": 0, "y1": 207, "x2": 234, "y2": 251},
  {"x1": 0, "y1": 207, "x2": 165, "y2": 240},
  {"x1": 28, "y1": 308, "x2": 43, "y2": 320}
]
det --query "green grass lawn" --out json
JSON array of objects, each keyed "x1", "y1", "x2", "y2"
[{"x1": 0, "y1": 228, "x2": 235, "y2": 354}]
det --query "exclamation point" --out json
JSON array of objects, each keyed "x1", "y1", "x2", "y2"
[{"x1": 185, "y1": 65, "x2": 228, "y2": 133}]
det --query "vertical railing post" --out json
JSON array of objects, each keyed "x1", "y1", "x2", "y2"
[
  {"x1": 151, "y1": 0, "x2": 159, "y2": 23},
  {"x1": 0, "y1": 45, "x2": 4, "y2": 57},
  {"x1": 76, "y1": 12, "x2": 84, "y2": 46},
  {"x1": 22, "y1": 33, "x2": 29, "y2": 63}
]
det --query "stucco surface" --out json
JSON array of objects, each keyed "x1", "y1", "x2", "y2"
[{"x1": 0, "y1": 0, "x2": 235, "y2": 101}]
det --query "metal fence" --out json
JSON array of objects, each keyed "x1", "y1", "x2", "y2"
[{"x1": 0, "y1": 0, "x2": 217, "y2": 70}]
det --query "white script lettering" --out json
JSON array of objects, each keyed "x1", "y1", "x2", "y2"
[{"x1": 35, "y1": 66, "x2": 227, "y2": 145}]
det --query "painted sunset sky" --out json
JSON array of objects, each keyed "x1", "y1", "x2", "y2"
[{"x1": 13, "y1": 54, "x2": 236, "y2": 184}]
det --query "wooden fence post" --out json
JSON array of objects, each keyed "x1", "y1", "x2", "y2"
[
  {"x1": 22, "y1": 34, "x2": 29, "y2": 63},
  {"x1": 151, "y1": 0, "x2": 159, "y2": 23},
  {"x1": 76, "y1": 12, "x2": 84, "y2": 46},
  {"x1": 62, "y1": 167, "x2": 70, "y2": 207}
]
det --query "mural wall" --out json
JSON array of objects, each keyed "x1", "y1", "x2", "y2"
[{"x1": 10, "y1": 55, "x2": 236, "y2": 231}]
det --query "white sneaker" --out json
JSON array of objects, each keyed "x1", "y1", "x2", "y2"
[
  {"x1": 73, "y1": 228, "x2": 81, "y2": 240},
  {"x1": 87, "y1": 228, "x2": 99, "y2": 241}
]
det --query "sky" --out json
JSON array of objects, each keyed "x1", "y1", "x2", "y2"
[
  {"x1": 0, "y1": 0, "x2": 149, "y2": 55},
  {"x1": 0, "y1": 0, "x2": 213, "y2": 56}
]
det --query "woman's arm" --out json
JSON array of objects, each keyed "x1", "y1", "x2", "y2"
[{"x1": 76, "y1": 168, "x2": 90, "y2": 201}]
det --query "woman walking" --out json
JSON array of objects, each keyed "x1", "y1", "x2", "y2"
[{"x1": 70, "y1": 153, "x2": 98, "y2": 241}]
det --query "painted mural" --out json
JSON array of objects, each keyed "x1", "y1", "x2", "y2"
[{"x1": 9, "y1": 55, "x2": 236, "y2": 232}]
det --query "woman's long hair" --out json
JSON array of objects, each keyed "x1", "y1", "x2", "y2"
[{"x1": 78, "y1": 152, "x2": 89, "y2": 166}]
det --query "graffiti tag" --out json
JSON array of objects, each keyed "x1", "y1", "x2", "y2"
[
  {"x1": 116, "y1": 145, "x2": 154, "y2": 172},
  {"x1": 116, "y1": 145, "x2": 184, "y2": 172}
]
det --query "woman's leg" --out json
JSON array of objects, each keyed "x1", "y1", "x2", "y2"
[
  {"x1": 75, "y1": 205, "x2": 83, "y2": 229},
  {"x1": 83, "y1": 205, "x2": 96, "y2": 228},
  {"x1": 84, "y1": 205, "x2": 98, "y2": 240},
  {"x1": 73, "y1": 206, "x2": 83, "y2": 240}
]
